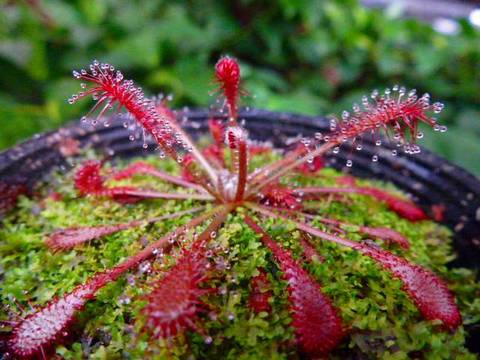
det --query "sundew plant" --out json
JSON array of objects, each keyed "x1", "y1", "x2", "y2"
[{"x1": 1, "y1": 56, "x2": 467, "y2": 359}]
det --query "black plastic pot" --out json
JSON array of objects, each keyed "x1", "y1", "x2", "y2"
[{"x1": 1, "y1": 109, "x2": 479, "y2": 352}]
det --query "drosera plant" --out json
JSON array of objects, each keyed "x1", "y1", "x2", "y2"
[{"x1": 2, "y1": 56, "x2": 464, "y2": 359}]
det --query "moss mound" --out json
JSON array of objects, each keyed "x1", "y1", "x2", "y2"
[{"x1": 1, "y1": 153, "x2": 479, "y2": 359}]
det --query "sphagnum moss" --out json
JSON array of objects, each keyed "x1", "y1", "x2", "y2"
[{"x1": 1, "y1": 153, "x2": 479, "y2": 359}]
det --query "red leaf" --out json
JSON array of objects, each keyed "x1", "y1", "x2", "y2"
[
  {"x1": 261, "y1": 184, "x2": 301, "y2": 210},
  {"x1": 74, "y1": 160, "x2": 105, "y2": 196},
  {"x1": 74, "y1": 160, "x2": 138, "y2": 202},
  {"x1": 330, "y1": 88, "x2": 445, "y2": 151},
  {"x1": 112, "y1": 161, "x2": 158, "y2": 180},
  {"x1": 74, "y1": 161, "x2": 206, "y2": 203},
  {"x1": 142, "y1": 249, "x2": 209, "y2": 339},
  {"x1": 0, "y1": 182, "x2": 27, "y2": 216},
  {"x1": 208, "y1": 118, "x2": 225, "y2": 147},
  {"x1": 245, "y1": 217, "x2": 344, "y2": 356},
  {"x1": 248, "y1": 269, "x2": 272, "y2": 314},
  {"x1": 7, "y1": 206, "x2": 218, "y2": 358},
  {"x1": 358, "y1": 244, "x2": 462, "y2": 330},
  {"x1": 202, "y1": 144, "x2": 225, "y2": 166},
  {"x1": 362, "y1": 187, "x2": 428, "y2": 221},
  {"x1": 215, "y1": 56, "x2": 241, "y2": 119},
  {"x1": 7, "y1": 272, "x2": 112, "y2": 359},
  {"x1": 299, "y1": 186, "x2": 428, "y2": 221},
  {"x1": 249, "y1": 206, "x2": 461, "y2": 332},
  {"x1": 70, "y1": 61, "x2": 177, "y2": 154},
  {"x1": 357, "y1": 226, "x2": 410, "y2": 249},
  {"x1": 45, "y1": 223, "x2": 131, "y2": 251},
  {"x1": 249, "y1": 143, "x2": 272, "y2": 156},
  {"x1": 180, "y1": 154, "x2": 196, "y2": 183}
]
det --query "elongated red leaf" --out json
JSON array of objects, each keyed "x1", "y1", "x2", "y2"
[
  {"x1": 261, "y1": 184, "x2": 301, "y2": 210},
  {"x1": 142, "y1": 249, "x2": 209, "y2": 339},
  {"x1": 74, "y1": 160, "x2": 105, "y2": 196},
  {"x1": 245, "y1": 216, "x2": 344, "y2": 356},
  {"x1": 329, "y1": 88, "x2": 443, "y2": 149},
  {"x1": 359, "y1": 226, "x2": 410, "y2": 249},
  {"x1": 215, "y1": 56, "x2": 241, "y2": 120},
  {"x1": 248, "y1": 269, "x2": 272, "y2": 314},
  {"x1": 271, "y1": 207, "x2": 410, "y2": 249},
  {"x1": 74, "y1": 160, "x2": 211, "y2": 204},
  {"x1": 358, "y1": 244, "x2": 462, "y2": 330},
  {"x1": 361, "y1": 187, "x2": 428, "y2": 221},
  {"x1": 70, "y1": 61, "x2": 178, "y2": 157},
  {"x1": 298, "y1": 186, "x2": 428, "y2": 221},
  {"x1": 45, "y1": 223, "x2": 132, "y2": 251},
  {"x1": 112, "y1": 161, "x2": 204, "y2": 191},
  {"x1": 45, "y1": 207, "x2": 205, "y2": 251},
  {"x1": 142, "y1": 208, "x2": 231, "y2": 340},
  {"x1": 208, "y1": 118, "x2": 224, "y2": 147},
  {"x1": 7, "y1": 271, "x2": 111, "y2": 359}
]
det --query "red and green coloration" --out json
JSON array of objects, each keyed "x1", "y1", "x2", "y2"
[
  {"x1": 0, "y1": 182, "x2": 28, "y2": 217},
  {"x1": 248, "y1": 204, "x2": 461, "y2": 330},
  {"x1": 248, "y1": 269, "x2": 272, "y2": 314},
  {"x1": 4, "y1": 56, "x2": 460, "y2": 359},
  {"x1": 214, "y1": 56, "x2": 241, "y2": 122},
  {"x1": 142, "y1": 245, "x2": 211, "y2": 339},
  {"x1": 245, "y1": 216, "x2": 344, "y2": 356}
]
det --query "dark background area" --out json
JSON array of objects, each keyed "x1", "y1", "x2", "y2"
[{"x1": 0, "y1": 0, "x2": 479, "y2": 174}]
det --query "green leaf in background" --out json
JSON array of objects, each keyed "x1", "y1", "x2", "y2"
[
  {"x1": 78, "y1": 0, "x2": 107, "y2": 25},
  {"x1": 412, "y1": 44, "x2": 446, "y2": 77},
  {"x1": 106, "y1": 25, "x2": 162, "y2": 69},
  {"x1": 421, "y1": 125, "x2": 480, "y2": 175},
  {"x1": 0, "y1": 97, "x2": 48, "y2": 149},
  {"x1": 148, "y1": 56, "x2": 212, "y2": 105}
]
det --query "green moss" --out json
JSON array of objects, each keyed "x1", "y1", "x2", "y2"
[{"x1": 0, "y1": 153, "x2": 479, "y2": 359}]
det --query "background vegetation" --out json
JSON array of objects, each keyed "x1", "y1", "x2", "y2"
[{"x1": 1, "y1": 0, "x2": 479, "y2": 174}]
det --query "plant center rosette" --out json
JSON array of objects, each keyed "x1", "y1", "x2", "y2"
[{"x1": 0, "y1": 57, "x2": 479, "y2": 359}]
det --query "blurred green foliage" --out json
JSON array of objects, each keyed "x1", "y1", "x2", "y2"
[{"x1": 0, "y1": 0, "x2": 479, "y2": 174}]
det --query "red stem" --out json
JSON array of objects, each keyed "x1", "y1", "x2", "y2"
[
  {"x1": 106, "y1": 188, "x2": 213, "y2": 201},
  {"x1": 246, "y1": 142, "x2": 337, "y2": 198},
  {"x1": 112, "y1": 162, "x2": 206, "y2": 193},
  {"x1": 74, "y1": 207, "x2": 222, "y2": 285},
  {"x1": 273, "y1": 207, "x2": 410, "y2": 249},
  {"x1": 248, "y1": 147, "x2": 304, "y2": 186},
  {"x1": 234, "y1": 139, "x2": 248, "y2": 201},
  {"x1": 296, "y1": 186, "x2": 428, "y2": 221},
  {"x1": 248, "y1": 204, "x2": 356, "y2": 248},
  {"x1": 45, "y1": 206, "x2": 205, "y2": 251}
]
